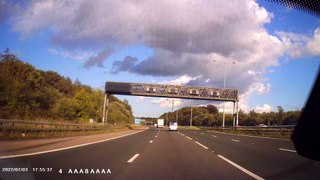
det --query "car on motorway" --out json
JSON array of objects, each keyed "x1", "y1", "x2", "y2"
[
  {"x1": 169, "y1": 122, "x2": 178, "y2": 131},
  {"x1": 257, "y1": 124, "x2": 267, "y2": 127}
]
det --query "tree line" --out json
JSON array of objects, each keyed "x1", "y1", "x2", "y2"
[
  {"x1": 159, "y1": 104, "x2": 301, "y2": 127},
  {"x1": 0, "y1": 50, "x2": 134, "y2": 124}
]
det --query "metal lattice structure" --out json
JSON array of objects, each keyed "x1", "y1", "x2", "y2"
[
  {"x1": 102, "y1": 82, "x2": 239, "y2": 125},
  {"x1": 267, "y1": 0, "x2": 320, "y2": 17},
  {"x1": 105, "y1": 82, "x2": 238, "y2": 102}
]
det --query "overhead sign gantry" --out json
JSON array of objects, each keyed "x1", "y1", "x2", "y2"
[{"x1": 103, "y1": 82, "x2": 239, "y2": 125}]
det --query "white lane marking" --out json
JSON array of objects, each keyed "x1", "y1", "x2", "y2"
[
  {"x1": 212, "y1": 135, "x2": 217, "y2": 138},
  {"x1": 127, "y1": 154, "x2": 140, "y2": 163},
  {"x1": 186, "y1": 136, "x2": 193, "y2": 140},
  {"x1": 155, "y1": 135, "x2": 158, "y2": 138},
  {"x1": 211, "y1": 150, "x2": 215, "y2": 153},
  {"x1": 195, "y1": 141, "x2": 209, "y2": 150},
  {"x1": 218, "y1": 155, "x2": 264, "y2": 180},
  {"x1": 279, "y1": 148, "x2": 296, "y2": 153},
  {"x1": 231, "y1": 139, "x2": 240, "y2": 142},
  {"x1": 0, "y1": 130, "x2": 146, "y2": 160},
  {"x1": 149, "y1": 140, "x2": 153, "y2": 143}
]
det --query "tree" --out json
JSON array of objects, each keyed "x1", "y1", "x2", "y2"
[
  {"x1": 277, "y1": 106, "x2": 284, "y2": 125},
  {"x1": 206, "y1": 104, "x2": 218, "y2": 114},
  {"x1": 0, "y1": 50, "x2": 134, "y2": 123},
  {"x1": 123, "y1": 99, "x2": 133, "y2": 114}
]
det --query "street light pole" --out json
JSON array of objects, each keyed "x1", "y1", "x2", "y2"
[
  {"x1": 212, "y1": 60, "x2": 236, "y2": 128},
  {"x1": 222, "y1": 62, "x2": 226, "y2": 128},
  {"x1": 172, "y1": 99, "x2": 174, "y2": 123},
  {"x1": 166, "y1": 111, "x2": 169, "y2": 126},
  {"x1": 190, "y1": 100, "x2": 193, "y2": 127}
]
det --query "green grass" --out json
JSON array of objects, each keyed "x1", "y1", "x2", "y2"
[
  {"x1": 207, "y1": 128, "x2": 292, "y2": 139},
  {"x1": 180, "y1": 126, "x2": 200, "y2": 130},
  {"x1": 0, "y1": 124, "x2": 138, "y2": 140}
]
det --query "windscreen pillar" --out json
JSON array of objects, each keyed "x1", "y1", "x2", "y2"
[{"x1": 102, "y1": 93, "x2": 110, "y2": 124}]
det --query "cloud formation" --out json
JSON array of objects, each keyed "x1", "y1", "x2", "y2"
[
  {"x1": 49, "y1": 48, "x2": 93, "y2": 61},
  {"x1": 277, "y1": 27, "x2": 320, "y2": 58},
  {"x1": 84, "y1": 48, "x2": 114, "y2": 69},
  {"x1": 0, "y1": 0, "x2": 8, "y2": 23},
  {"x1": 255, "y1": 104, "x2": 273, "y2": 113},
  {"x1": 111, "y1": 56, "x2": 138, "y2": 74},
  {"x1": 7, "y1": 0, "x2": 320, "y2": 112}
]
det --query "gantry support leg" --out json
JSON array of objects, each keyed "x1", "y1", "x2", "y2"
[{"x1": 102, "y1": 93, "x2": 110, "y2": 124}]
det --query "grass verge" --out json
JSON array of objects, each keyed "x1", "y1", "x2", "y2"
[{"x1": 0, "y1": 124, "x2": 142, "y2": 140}]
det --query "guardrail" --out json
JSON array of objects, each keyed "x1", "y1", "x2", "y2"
[
  {"x1": 199, "y1": 125, "x2": 295, "y2": 138},
  {"x1": 0, "y1": 119, "x2": 107, "y2": 133}
]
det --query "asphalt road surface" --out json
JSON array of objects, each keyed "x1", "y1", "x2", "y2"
[{"x1": 0, "y1": 127, "x2": 319, "y2": 180}]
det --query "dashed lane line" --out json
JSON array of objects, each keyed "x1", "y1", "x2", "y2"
[
  {"x1": 127, "y1": 154, "x2": 140, "y2": 163},
  {"x1": 149, "y1": 140, "x2": 153, "y2": 143},
  {"x1": 279, "y1": 148, "x2": 296, "y2": 153},
  {"x1": 218, "y1": 155, "x2": 264, "y2": 180},
  {"x1": 231, "y1": 139, "x2": 240, "y2": 142},
  {"x1": 186, "y1": 136, "x2": 193, "y2": 140},
  {"x1": 195, "y1": 141, "x2": 209, "y2": 150}
]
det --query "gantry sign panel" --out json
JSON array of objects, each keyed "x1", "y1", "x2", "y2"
[{"x1": 105, "y1": 82, "x2": 238, "y2": 102}]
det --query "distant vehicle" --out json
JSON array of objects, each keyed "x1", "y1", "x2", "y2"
[
  {"x1": 169, "y1": 122, "x2": 178, "y2": 131},
  {"x1": 157, "y1": 119, "x2": 164, "y2": 128},
  {"x1": 257, "y1": 124, "x2": 267, "y2": 127}
]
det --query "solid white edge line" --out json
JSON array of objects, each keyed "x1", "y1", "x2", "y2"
[
  {"x1": 195, "y1": 141, "x2": 209, "y2": 150},
  {"x1": 218, "y1": 155, "x2": 264, "y2": 180},
  {"x1": 0, "y1": 130, "x2": 146, "y2": 160},
  {"x1": 127, "y1": 154, "x2": 140, "y2": 163},
  {"x1": 231, "y1": 139, "x2": 240, "y2": 142},
  {"x1": 279, "y1": 148, "x2": 297, "y2": 153}
]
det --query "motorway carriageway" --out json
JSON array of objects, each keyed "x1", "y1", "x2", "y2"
[{"x1": 0, "y1": 127, "x2": 319, "y2": 180}]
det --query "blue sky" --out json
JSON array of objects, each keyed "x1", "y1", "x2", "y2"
[{"x1": 0, "y1": 0, "x2": 319, "y2": 117}]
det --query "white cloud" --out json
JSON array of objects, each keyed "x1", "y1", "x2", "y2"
[
  {"x1": 8, "y1": 0, "x2": 319, "y2": 112},
  {"x1": 256, "y1": 82, "x2": 271, "y2": 94},
  {"x1": 160, "y1": 75, "x2": 201, "y2": 86},
  {"x1": 277, "y1": 27, "x2": 320, "y2": 58},
  {"x1": 152, "y1": 98, "x2": 182, "y2": 109},
  {"x1": 307, "y1": 28, "x2": 320, "y2": 55},
  {"x1": 0, "y1": 0, "x2": 9, "y2": 23},
  {"x1": 48, "y1": 48, "x2": 93, "y2": 61},
  {"x1": 255, "y1": 104, "x2": 273, "y2": 113},
  {"x1": 136, "y1": 96, "x2": 147, "y2": 103}
]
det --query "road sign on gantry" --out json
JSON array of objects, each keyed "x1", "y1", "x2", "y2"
[{"x1": 105, "y1": 81, "x2": 238, "y2": 102}]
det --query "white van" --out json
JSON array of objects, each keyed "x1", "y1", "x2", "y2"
[{"x1": 169, "y1": 122, "x2": 178, "y2": 131}]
